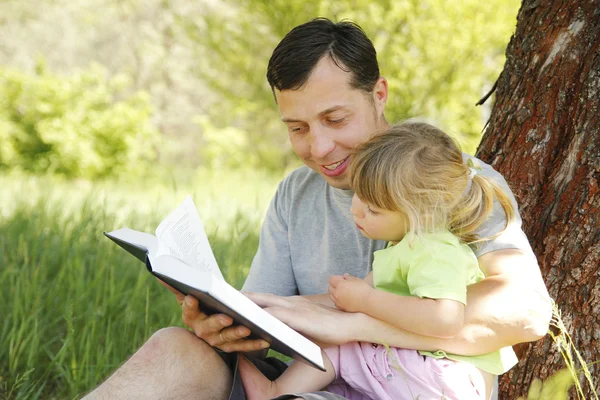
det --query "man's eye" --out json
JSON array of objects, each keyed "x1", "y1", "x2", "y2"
[{"x1": 328, "y1": 118, "x2": 345, "y2": 125}]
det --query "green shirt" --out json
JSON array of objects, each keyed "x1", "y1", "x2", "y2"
[{"x1": 373, "y1": 230, "x2": 517, "y2": 375}]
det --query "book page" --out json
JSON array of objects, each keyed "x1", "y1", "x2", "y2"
[{"x1": 155, "y1": 195, "x2": 224, "y2": 281}]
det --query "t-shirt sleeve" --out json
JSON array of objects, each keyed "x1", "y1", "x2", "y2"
[
  {"x1": 242, "y1": 180, "x2": 298, "y2": 296},
  {"x1": 406, "y1": 238, "x2": 475, "y2": 305},
  {"x1": 466, "y1": 155, "x2": 536, "y2": 259}
]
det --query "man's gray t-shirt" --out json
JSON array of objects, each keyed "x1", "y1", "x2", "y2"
[{"x1": 243, "y1": 154, "x2": 535, "y2": 295}]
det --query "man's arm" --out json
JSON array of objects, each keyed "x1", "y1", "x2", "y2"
[
  {"x1": 251, "y1": 249, "x2": 551, "y2": 355},
  {"x1": 460, "y1": 156, "x2": 552, "y2": 344},
  {"x1": 248, "y1": 291, "x2": 488, "y2": 354},
  {"x1": 354, "y1": 250, "x2": 551, "y2": 353},
  {"x1": 303, "y1": 293, "x2": 335, "y2": 307},
  {"x1": 465, "y1": 248, "x2": 552, "y2": 344}
]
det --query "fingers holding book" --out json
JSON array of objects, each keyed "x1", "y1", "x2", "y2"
[
  {"x1": 215, "y1": 325, "x2": 269, "y2": 353},
  {"x1": 157, "y1": 278, "x2": 270, "y2": 353},
  {"x1": 180, "y1": 294, "x2": 270, "y2": 353},
  {"x1": 156, "y1": 278, "x2": 185, "y2": 304},
  {"x1": 213, "y1": 323, "x2": 270, "y2": 353}
]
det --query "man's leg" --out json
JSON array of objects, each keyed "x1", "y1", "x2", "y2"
[{"x1": 83, "y1": 327, "x2": 232, "y2": 400}]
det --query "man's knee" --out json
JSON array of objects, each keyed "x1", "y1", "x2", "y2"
[
  {"x1": 148, "y1": 326, "x2": 201, "y2": 349},
  {"x1": 137, "y1": 327, "x2": 218, "y2": 364},
  {"x1": 84, "y1": 327, "x2": 232, "y2": 399}
]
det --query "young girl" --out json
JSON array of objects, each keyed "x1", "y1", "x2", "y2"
[{"x1": 239, "y1": 122, "x2": 518, "y2": 400}]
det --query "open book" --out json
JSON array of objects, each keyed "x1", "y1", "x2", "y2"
[{"x1": 105, "y1": 195, "x2": 324, "y2": 371}]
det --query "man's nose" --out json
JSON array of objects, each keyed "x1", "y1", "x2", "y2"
[{"x1": 310, "y1": 127, "x2": 335, "y2": 159}]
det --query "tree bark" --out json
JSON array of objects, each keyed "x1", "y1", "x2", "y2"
[{"x1": 476, "y1": 0, "x2": 600, "y2": 397}]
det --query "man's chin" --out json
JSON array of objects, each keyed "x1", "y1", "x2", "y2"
[
  {"x1": 305, "y1": 165, "x2": 352, "y2": 189},
  {"x1": 321, "y1": 173, "x2": 352, "y2": 190}
]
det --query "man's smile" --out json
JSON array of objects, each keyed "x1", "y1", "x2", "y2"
[{"x1": 320, "y1": 156, "x2": 350, "y2": 177}]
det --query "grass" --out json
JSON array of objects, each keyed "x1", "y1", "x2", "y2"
[
  {"x1": 0, "y1": 170, "x2": 597, "y2": 399},
  {"x1": 0, "y1": 170, "x2": 280, "y2": 399},
  {"x1": 536, "y1": 302, "x2": 598, "y2": 400},
  {"x1": 514, "y1": 301, "x2": 599, "y2": 400}
]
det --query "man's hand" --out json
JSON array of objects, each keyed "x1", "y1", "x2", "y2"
[
  {"x1": 328, "y1": 274, "x2": 373, "y2": 312},
  {"x1": 158, "y1": 279, "x2": 269, "y2": 353},
  {"x1": 245, "y1": 292, "x2": 357, "y2": 346}
]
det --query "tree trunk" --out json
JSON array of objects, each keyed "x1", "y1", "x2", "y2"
[{"x1": 476, "y1": 0, "x2": 599, "y2": 398}]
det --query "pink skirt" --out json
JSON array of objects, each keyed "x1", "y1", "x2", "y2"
[{"x1": 324, "y1": 343, "x2": 486, "y2": 400}]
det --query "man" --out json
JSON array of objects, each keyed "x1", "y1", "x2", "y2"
[{"x1": 85, "y1": 18, "x2": 551, "y2": 400}]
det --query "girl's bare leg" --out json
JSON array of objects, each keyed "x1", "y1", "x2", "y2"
[{"x1": 238, "y1": 350, "x2": 335, "y2": 400}]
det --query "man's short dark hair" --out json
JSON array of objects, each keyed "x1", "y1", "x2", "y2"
[{"x1": 266, "y1": 18, "x2": 380, "y2": 95}]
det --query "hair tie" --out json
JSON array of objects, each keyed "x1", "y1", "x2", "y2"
[
  {"x1": 468, "y1": 167, "x2": 478, "y2": 179},
  {"x1": 463, "y1": 167, "x2": 477, "y2": 195}
]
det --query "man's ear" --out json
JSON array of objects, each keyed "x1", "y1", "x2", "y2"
[{"x1": 372, "y1": 77, "x2": 388, "y2": 117}]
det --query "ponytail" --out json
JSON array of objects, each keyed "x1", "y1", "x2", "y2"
[
  {"x1": 350, "y1": 121, "x2": 516, "y2": 245},
  {"x1": 449, "y1": 172, "x2": 515, "y2": 245}
]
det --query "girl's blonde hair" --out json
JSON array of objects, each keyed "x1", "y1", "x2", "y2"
[{"x1": 350, "y1": 121, "x2": 515, "y2": 244}]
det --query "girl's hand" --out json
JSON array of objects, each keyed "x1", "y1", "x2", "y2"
[{"x1": 328, "y1": 274, "x2": 373, "y2": 312}]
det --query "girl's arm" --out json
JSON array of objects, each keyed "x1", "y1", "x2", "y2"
[{"x1": 329, "y1": 274, "x2": 465, "y2": 338}]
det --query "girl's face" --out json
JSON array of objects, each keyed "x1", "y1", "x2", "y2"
[{"x1": 350, "y1": 194, "x2": 408, "y2": 244}]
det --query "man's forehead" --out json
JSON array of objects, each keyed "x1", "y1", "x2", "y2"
[
  {"x1": 275, "y1": 85, "x2": 361, "y2": 122},
  {"x1": 274, "y1": 57, "x2": 360, "y2": 112},
  {"x1": 279, "y1": 105, "x2": 350, "y2": 122}
]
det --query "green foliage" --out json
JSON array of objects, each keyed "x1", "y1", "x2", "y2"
[
  {"x1": 518, "y1": 368, "x2": 574, "y2": 400},
  {"x1": 179, "y1": 0, "x2": 520, "y2": 171},
  {"x1": 0, "y1": 61, "x2": 159, "y2": 178},
  {"x1": 547, "y1": 303, "x2": 599, "y2": 399},
  {"x1": 0, "y1": 0, "x2": 520, "y2": 173},
  {"x1": 195, "y1": 116, "x2": 258, "y2": 170}
]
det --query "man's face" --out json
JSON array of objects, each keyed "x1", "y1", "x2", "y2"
[{"x1": 275, "y1": 57, "x2": 388, "y2": 189}]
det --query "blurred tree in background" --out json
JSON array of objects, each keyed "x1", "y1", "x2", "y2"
[
  {"x1": 0, "y1": 0, "x2": 520, "y2": 176},
  {"x1": 0, "y1": 62, "x2": 158, "y2": 177},
  {"x1": 189, "y1": 0, "x2": 520, "y2": 170}
]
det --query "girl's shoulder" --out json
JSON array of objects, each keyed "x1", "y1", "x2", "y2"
[
  {"x1": 397, "y1": 230, "x2": 464, "y2": 252},
  {"x1": 390, "y1": 231, "x2": 477, "y2": 268}
]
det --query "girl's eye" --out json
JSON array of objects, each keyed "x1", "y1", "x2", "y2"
[
  {"x1": 367, "y1": 206, "x2": 379, "y2": 215},
  {"x1": 328, "y1": 118, "x2": 346, "y2": 125}
]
